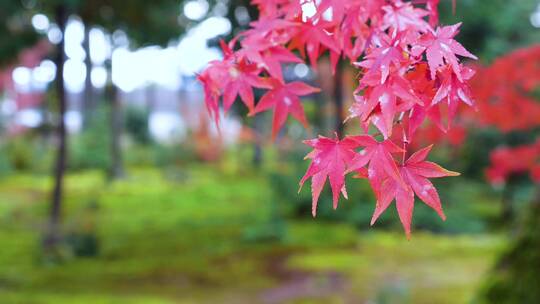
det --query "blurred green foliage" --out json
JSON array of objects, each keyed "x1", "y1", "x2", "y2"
[
  {"x1": 124, "y1": 106, "x2": 151, "y2": 145},
  {"x1": 0, "y1": 146, "x2": 13, "y2": 178},
  {"x1": 32, "y1": 0, "x2": 186, "y2": 47},
  {"x1": 440, "y1": 0, "x2": 540, "y2": 63},
  {"x1": 150, "y1": 142, "x2": 197, "y2": 168},
  {"x1": 481, "y1": 202, "x2": 540, "y2": 304},
  {"x1": 0, "y1": 133, "x2": 53, "y2": 174},
  {"x1": 69, "y1": 106, "x2": 110, "y2": 172},
  {"x1": 0, "y1": 1, "x2": 39, "y2": 67}
]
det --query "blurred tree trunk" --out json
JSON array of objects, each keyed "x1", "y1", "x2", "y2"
[
  {"x1": 252, "y1": 114, "x2": 263, "y2": 167},
  {"x1": 107, "y1": 84, "x2": 124, "y2": 180},
  {"x1": 82, "y1": 24, "x2": 94, "y2": 129},
  {"x1": 45, "y1": 5, "x2": 68, "y2": 249},
  {"x1": 146, "y1": 84, "x2": 156, "y2": 113},
  {"x1": 482, "y1": 185, "x2": 540, "y2": 303},
  {"x1": 333, "y1": 62, "x2": 345, "y2": 137},
  {"x1": 501, "y1": 183, "x2": 515, "y2": 223},
  {"x1": 535, "y1": 186, "x2": 540, "y2": 207}
]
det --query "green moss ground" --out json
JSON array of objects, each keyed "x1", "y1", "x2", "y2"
[{"x1": 0, "y1": 167, "x2": 504, "y2": 303}]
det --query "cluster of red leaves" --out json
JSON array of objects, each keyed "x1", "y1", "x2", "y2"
[
  {"x1": 0, "y1": 40, "x2": 51, "y2": 110},
  {"x1": 470, "y1": 45, "x2": 540, "y2": 132},
  {"x1": 199, "y1": 0, "x2": 476, "y2": 236},
  {"x1": 486, "y1": 139, "x2": 540, "y2": 186},
  {"x1": 430, "y1": 45, "x2": 540, "y2": 145},
  {"x1": 0, "y1": 40, "x2": 51, "y2": 136},
  {"x1": 408, "y1": 123, "x2": 467, "y2": 149},
  {"x1": 467, "y1": 46, "x2": 540, "y2": 186}
]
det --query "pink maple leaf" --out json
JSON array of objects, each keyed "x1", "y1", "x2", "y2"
[
  {"x1": 382, "y1": 1, "x2": 430, "y2": 33},
  {"x1": 252, "y1": 80, "x2": 320, "y2": 139},
  {"x1": 299, "y1": 135, "x2": 363, "y2": 216},
  {"x1": 415, "y1": 23, "x2": 477, "y2": 81},
  {"x1": 346, "y1": 135, "x2": 407, "y2": 191},
  {"x1": 370, "y1": 145, "x2": 459, "y2": 237},
  {"x1": 288, "y1": 20, "x2": 340, "y2": 68},
  {"x1": 433, "y1": 64, "x2": 476, "y2": 124}
]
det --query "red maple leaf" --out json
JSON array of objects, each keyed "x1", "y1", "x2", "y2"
[
  {"x1": 288, "y1": 19, "x2": 340, "y2": 67},
  {"x1": 404, "y1": 63, "x2": 445, "y2": 137},
  {"x1": 243, "y1": 18, "x2": 297, "y2": 39},
  {"x1": 238, "y1": 37, "x2": 302, "y2": 81},
  {"x1": 532, "y1": 164, "x2": 540, "y2": 183},
  {"x1": 197, "y1": 49, "x2": 270, "y2": 124},
  {"x1": 338, "y1": 1, "x2": 381, "y2": 62},
  {"x1": 352, "y1": 74, "x2": 420, "y2": 138},
  {"x1": 251, "y1": 80, "x2": 320, "y2": 139},
  {"x1": 313, "y1": 0, "x2": 348, "y2": 22},
  {"x1": 356, "y1": 34, "x2": 407, "y2": 84},
  {"x1": 426, "y1": 0, "x2": 441, "y2": 26},
  {"x1": 433, "y1": 64, "x2": 475, "y2": 124},
  {"x1": 299, "y1": 135, "x2": 363, "y2": 216},
  {"x1": 382, "y1": 1, "x2": 430, "y2": 33},
  {"x1": 415, "y1": 23, "x2": 477, "y2": 81},
  {"x1": 222, "y1": 59, "x2": 272, "y2": 112},
  {"x1": 346, "y1": 135, "x2": 406, "y2": 191},
  {"x1": 197, "y1": 71, "x2": 221, "y2": 126},
  {"x1": 370, "y1": 145, "x2": 459, "y2": 237}
]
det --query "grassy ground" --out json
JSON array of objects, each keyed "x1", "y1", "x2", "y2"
[{"x1": 0, "y1": 166, "x2": 505, "y2": 303}]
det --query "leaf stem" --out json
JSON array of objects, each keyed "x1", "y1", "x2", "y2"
[{"x1": 402, "y1": 128, "x2": 409, "y2": 165}]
